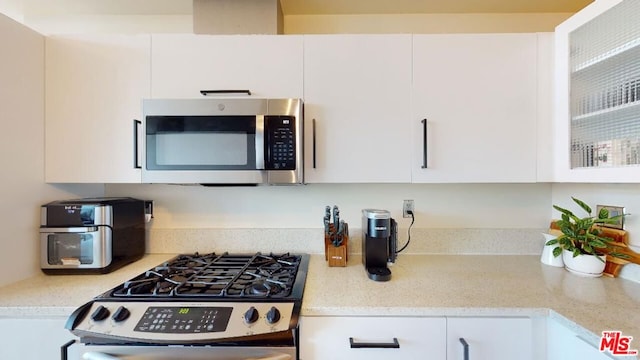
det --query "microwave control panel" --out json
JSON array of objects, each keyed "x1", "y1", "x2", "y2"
[{"x1": 265, "y1": 116, "x2": 296, "y2": 170}]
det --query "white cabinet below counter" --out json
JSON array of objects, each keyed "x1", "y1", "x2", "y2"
[
  {"x1": 299, "y1": 316, "x2": 536, "y2": 360},
  {"x1": 0, "y1": 317, "x2": 74, "y2": 360},
  {"x1": 299, "y1": 316, "x2": 446, "y2": 360},
  {"x1": 547, "y1": 318, "x2": 633, "y2": 360},
  {"x1": 447, "y1": 317, "x2": 533, "y2": 360}
]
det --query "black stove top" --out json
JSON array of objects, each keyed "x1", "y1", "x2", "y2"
[{"x1": 100, "y1": 252, "x2": 309, "y2": 302}]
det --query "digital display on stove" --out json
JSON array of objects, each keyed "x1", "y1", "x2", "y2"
[{"x1": 134, "y1": 306, "x2": 232, "y2": 334}]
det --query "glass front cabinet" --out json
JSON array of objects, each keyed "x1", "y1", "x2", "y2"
[{"x1": 554, "y1": 0, "x2": 640, "y2": 182}]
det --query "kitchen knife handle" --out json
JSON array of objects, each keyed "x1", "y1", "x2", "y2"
[
  {"x1": 133, "y1": 119, "x2": 142, "y2": 169},
  {"x1": 421, "y1": 118, "x2": 428, "y2": 169},
  {"x1": 459, "y1": 337, "x2": 470, "y2": 360},
  {"x1": 349, "y1": 337, "x2": 400, "y2": 349},
  {"x1": 199, "y1": 89, "x2": 252, "y2": 96},
  {"x1": 312, "y1": 118, "x2": 317, "y2": 169}
]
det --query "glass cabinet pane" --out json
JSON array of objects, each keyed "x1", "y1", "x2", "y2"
[{"x1": 569, "y1": 0, "x2": 640, "y2": 168}]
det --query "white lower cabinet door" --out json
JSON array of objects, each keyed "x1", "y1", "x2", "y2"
[
  {"x1": 0, "y1": 317, "x2": 74, "y2": 360},
  {"x1": 300, "y1": 316, "x2": 446, "y2": 360},
  {"x1": 446, "y1": 317, "x2": 532, "y2": 360},
  {"x1": 547, "y1": 318, "x2": 621, "y2": 360}
]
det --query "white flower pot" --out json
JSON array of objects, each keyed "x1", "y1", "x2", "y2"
[{"x1": 562, "y1": 249, "x2": 606, "y2": 277}]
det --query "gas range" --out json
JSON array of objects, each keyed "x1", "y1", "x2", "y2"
[{"x1": 65, "y1": 252, "x2": 309, "y2": 349}]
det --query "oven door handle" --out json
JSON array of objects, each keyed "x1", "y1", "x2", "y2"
[
  {"x1": 80, "y1": 351, "x2": 292, "y2": 360},
  {"x1": 40, "y1": 227, "x2": 99, "y2": 233},
  {"x1": 82, "y1": 352, "x2": 120, "y2": 360}
]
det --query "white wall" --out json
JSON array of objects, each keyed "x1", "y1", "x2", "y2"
[
  {"x1": 106, "y1": 183, "x2": 552, "y2": 229},
  {"x1": 0, "y1": 13, "x2": 102, "y2": 287}
]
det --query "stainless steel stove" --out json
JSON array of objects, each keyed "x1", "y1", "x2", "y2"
[{"x1": 63, "y1": 252, "x2": 309, "y2": 360}]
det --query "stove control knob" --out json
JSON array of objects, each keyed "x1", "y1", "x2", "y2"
[
  {"x1": 266, "y1": 307, "x2": 281, "y2": 324},
  {"x1": 90, "y1": 305, "x2": 110, "y2": 322},
  {"x1": 243, "y1": 307, "x2": 259, "y2": 324},
  {"x1": 112, "y1": 306, "x2": 131, "y2": 323}
]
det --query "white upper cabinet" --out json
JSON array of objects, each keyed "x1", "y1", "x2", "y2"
[
  {"x1": 303, "y1": 35, "x2": 413, "y2": 183},
  {"x1": 411, "y1": 34, "x2": 538, "y2": 183},
  {"x1": 150, "y1": 35, "x2": 303, "y2": 99},
  {"x1": 45, "y1": 34, "x2": 150, "y2": 183},
  {"x1": 554, "y1": 0, "x2": 640, "y2": 182}
]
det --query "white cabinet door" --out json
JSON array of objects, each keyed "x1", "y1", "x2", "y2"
[
  {"x1": 547, "y1": 319, "x2": 619, "y2": 360},
  {"x1": 303, "y1": 35, "x2": 413, "y2": 183},
  {"x1": 45, "y1": 34, "x2": 150, "y2": 183},
  {"x1": 553, "y1": 0, "x2": 640, "y2": 182},
  {"x1": 0, "y1": 317, "x2": 74, "y2": 360},
  {"x1": 300, "y1": 316, "x2": 446, "y2": 360},
  {"x1": 447, "y1": 317, "x2": 532, "y2": 360},
  {"x1": 412, "y1": 34, "x2": 538, "y2": 183},
  {"x1": 151, "y1": 34, "x2": 303, "y2": 99}
]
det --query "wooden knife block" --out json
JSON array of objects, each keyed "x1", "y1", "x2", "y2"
[{"x1": 324, "y1": 223, "x2": 348, "y2": 267}]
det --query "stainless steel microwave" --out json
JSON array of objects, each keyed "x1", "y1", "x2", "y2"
[{"x1": 140, "y1": 98, "x2": 303, "y2": 185}]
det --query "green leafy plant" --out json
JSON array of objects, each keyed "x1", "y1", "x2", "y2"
[{"x1": 545, "y1": 197, "x2": 627, "y2": 261}]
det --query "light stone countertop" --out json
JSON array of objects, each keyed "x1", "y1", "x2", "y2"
[{"x1": 0, "y1": 253, "x2": 639, "y2": 352}]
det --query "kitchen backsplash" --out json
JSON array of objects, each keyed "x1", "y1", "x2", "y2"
[
  {"x1": 145, "y1": 227, "x2": 640, "y2": 283},
  {"x1": 146, "y1": 227, "x2": 545, "y2": 255}
]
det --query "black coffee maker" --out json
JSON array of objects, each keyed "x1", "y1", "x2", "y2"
[{"x1": 362, "y1": 209, "x2": 397, "y2": 281}]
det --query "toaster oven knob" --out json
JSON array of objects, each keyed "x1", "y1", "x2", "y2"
[
  {"x1": 112, "y1": 306, "x2": 131, "y2": 323},
  {"x1": 90, "y1": 305, "x2": 110, "y2": 322},
  {"x1": 243, "y1": 307, "x2": 259, "y2": 324},
  {"x1": 266, "y1": 307, "x2": 281, "y2": 324}
]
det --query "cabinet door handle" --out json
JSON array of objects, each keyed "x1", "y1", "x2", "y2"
[
  {"x1": 133, "y1": 119, "x2": 142, "y2": 169},
  {"x1": 60, "y1": 339, "x2": 76, "y2": 360},
  {"x1": 421, "y1": 118, "x2": 428, "y2": 168},
  {"x1": 459, "y1": 337, "x2": 469, "y2": 360},
  {"x1": 312, "y1": 118, "x2": 317, "y2": 169},
  {"x1": 349, "y1": 337, "x2": 400, "y2": 349},
  {"x1": 199, "y1": 89, "x2": 251, "y2": 96}
]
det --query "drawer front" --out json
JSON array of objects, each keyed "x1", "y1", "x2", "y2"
[{"x1": 300, "y1": 316, "x2": 446, "y2": 360}]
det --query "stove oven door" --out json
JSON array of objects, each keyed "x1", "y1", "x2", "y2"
[{"x1": 64, "y1": 342, "x2": 296, "y2": 360}]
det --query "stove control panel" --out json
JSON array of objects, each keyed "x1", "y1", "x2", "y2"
[{"x1": 71, "y1": 301, "x2": 296, "y2": 343}]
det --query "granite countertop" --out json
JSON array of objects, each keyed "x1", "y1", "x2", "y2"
[{"x1": 1, "y1": 253, "x2": 639, "y2": 349}]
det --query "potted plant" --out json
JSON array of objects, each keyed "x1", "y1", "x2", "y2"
[{"x1": 545, "y1": 197, "x2": 626, "y2": 277}]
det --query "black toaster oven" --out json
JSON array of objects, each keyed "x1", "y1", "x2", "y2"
[{"x1": 39, "y1": 197, "x2": 148, "y2": 274}]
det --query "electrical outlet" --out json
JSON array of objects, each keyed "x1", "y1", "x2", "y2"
[{"x1": 403, "y1": 200, "x2": 414, "y2": 218}]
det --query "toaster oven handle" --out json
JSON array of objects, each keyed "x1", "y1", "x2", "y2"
[
  {"x1": 133, "y1": 119, "x2": 142, "y2": 169},
  {"x1": 40, "y1": 227, "x2": 99, "y2": 233},
  {"x1": 199, "y1": 89, "x2": 252, "y2": 96}
]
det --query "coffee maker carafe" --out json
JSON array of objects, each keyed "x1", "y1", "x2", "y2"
[{"x1": 362, "y1": 209, "x2": 397, "y2": 281}]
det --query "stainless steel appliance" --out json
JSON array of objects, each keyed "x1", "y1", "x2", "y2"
[
  {"x1": 140, "y1": 97, "x2": 304, "y2": 185},
  {"x1": 62, "y1": 252, "x2": 309, "y2": 360},
  {"x1": 362, "y1": 209, "x2": 397, "y2": 282},
  {"x1": 40, "y1": 197, "x2": 146, "y2": 274}
]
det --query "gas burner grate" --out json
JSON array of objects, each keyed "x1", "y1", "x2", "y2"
[{"x1": 111, "y1": 252, "x2": 302, "y2": 299}]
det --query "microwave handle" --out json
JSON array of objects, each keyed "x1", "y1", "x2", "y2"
[
  {"x1": 199, "y1": 89, "x2": 252, "y2": 96},
  {"x1": 133, "y1": 119, "x2": 141, "y2": 169},
  {"x1": 256, "y1": 115, "x2": 265, "y2": 170}
]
